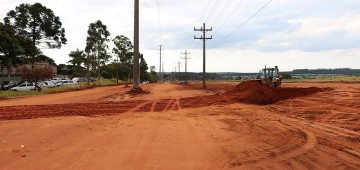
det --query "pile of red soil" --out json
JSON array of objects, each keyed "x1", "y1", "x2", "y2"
[
  {"x1": 224, "y1": 80, "x2": 331, "y2": 105},
  {"x1": 126, "y1": 87, "x2": 149, "y2": 95},
  {"x1": 224, "y1": 81, "x2": 278, "y2": 105}
]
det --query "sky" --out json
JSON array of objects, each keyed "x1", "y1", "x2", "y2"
[{"x1": 1, "y1": 0, "x2": 360, "y2": 72}]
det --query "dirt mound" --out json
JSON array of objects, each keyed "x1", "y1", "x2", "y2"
[
  {"x1": 225, "y1": 81, "x2": 278, "y2": 105},
  {"x1": 126, "y1": 87, "x2": 149, "y2": 95},
  {"x1": 225, "y1": 80, "x2": 331, "y2": 105}
]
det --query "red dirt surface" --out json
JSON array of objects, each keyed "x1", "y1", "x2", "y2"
[
  {"x1": 0, "y1": 81, "x2": 332, "y2": 120},
  {"x1": 0, "y1": 82, "x2": 359, "y2": 169},
  {"x1": 0, "y1": 101, "x2": 146, "y2": 120}
]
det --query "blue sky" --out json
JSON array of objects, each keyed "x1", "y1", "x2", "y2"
[{"x1": 1, "y1": 0, "x2": 359, "y2": 72}]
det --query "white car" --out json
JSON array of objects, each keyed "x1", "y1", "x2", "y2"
[
  {"x1": 41, "y1": 81, "x2": 56, "y2": 88},
  {"x1": 51, "y1": 78, "x2": 62, "y2": 86},
  {"x1": 11, "y1": 83, "x2": 36, "y2": 91},
  {"x1": 72, "y1": 77, "x2": 79, "y2": 82},
  {"x1": 62, "y1": 80, "x2": 76, "y2": 85}
]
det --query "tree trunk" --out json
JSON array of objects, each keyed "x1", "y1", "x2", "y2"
[
  {"x1": 32, "y1": 23, "x2": 36, "y2": 69},
  {"x1": 86, "y1": 53, "x2": 90, "y2": 86},
  {"x1": 7, "y1": 67, "x2": 11, "y2": 78}
]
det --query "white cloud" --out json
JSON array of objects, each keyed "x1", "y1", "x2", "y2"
[{"x1": 1, "y1": 0, "x2": 360, "y2": 72}]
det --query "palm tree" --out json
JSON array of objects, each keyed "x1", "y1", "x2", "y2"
[{"x1": 68, "y1": 49, "x2": 85, "y2": 76}]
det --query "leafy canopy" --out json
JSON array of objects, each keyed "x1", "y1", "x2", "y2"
[{"x1": 4, "y1": 2, "x2": 67, "y2": 48}]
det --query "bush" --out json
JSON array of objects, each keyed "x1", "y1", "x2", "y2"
[
  {"x1": 282, "y1": 73, "x2": 292, "y2": 79},
  {"x1": 101, "y1": 71, "x2": 113, "y2": 79}
]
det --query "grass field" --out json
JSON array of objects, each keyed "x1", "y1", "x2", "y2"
[{"x1": 283, "y1": 74, "x2": 360, "y2": 82}]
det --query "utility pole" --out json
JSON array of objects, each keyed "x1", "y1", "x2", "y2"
[
  {"x1": 159, "y1": 45, "x2": 163, "y2": 82},
  {"x1": 162, "y1": 62, "x2": 164, "y2": 81},
  {"x1": 181, "y1": 50, "x2": 191, "y2": 83},
  {"x1": 176, "y1": 61, "x2": 182, "y2": 82},
  {"x1": 133, "y1": 0, "x2": 140, "y2": 89},
  {"x1": 194, "y1": 23, "x2": 212, "y2": 90},
  {"x1": 174, "y1": 66, "x2": 177, "y2": 82}
]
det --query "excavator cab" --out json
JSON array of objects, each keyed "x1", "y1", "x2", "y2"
[{"x1": 257, "y1": 66, "x2": 282, "y2": 87}]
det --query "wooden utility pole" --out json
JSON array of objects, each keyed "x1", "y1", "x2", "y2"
[
  {"x1": 159, "y1": 45, "x2": 163, "y2": 82},
  {"x1": 133, "y1": 0, "x2": 140, "y2": 89},
  {"x1": 181, "y1": 50, "x2": 191, "y2": 82},
  {"x1": 194, "y1": 23, "x2": 212, "y2": 90}
]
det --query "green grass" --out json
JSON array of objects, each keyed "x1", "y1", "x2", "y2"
[
  {"x1": 0, "y1": 78, "x2": 124, "y2": 99},
  {"x1": 0, "y1": 90, "x2": 41, "y2": 98},
  {"x1": 283, "y1": 74, "x2": 360, "y2": 83}
]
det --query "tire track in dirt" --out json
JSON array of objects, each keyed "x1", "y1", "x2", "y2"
[
  {"x1": 265, "y1": 111, "x2": 360, "y2": 168},
  {"x1": 150, "y1": 99, "x2": 158, "y2": 112},
  {"x1": 169, "y1": 98, "x2": 181, "y2": 111},
  {"x1": 163, "y1": 99, "x2": 174, "y2": 112},
  {"x1": 126, "y1": 101, "x2": 153, "y2": 113},
  {"x1": 182, "y1": 111, "x2": 214, "y2": 168},
  {"x1": 215, "y1": 105, "x2": 322, "y2": 169},
  {"x1": 198, "y1": 96, "x2": 210, "y2": 104},
  {"x1": 248, "y1": 129, "x2": 317, "y2": 168},
  {"x1": 120, "y1": 117, "x2": 162, "y2": 169}
]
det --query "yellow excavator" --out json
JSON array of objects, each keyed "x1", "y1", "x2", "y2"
[{"x1": 256, "y1": 66, "x2": 282, "y2": 87}]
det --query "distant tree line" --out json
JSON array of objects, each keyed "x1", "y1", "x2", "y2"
[
  {"x1": 65, "y1": 20, "x2": 159, "y2": 84},
  {"x1": 292, "y1": 68, "x2": 360, "y2": 75},
  {"x1": 165, "y1": 68, "x2": 360, "y2": 81}
]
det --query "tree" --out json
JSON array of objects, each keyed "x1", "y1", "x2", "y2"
[
  {"x1": 0, "y1": 22, "x2": 37, "y2": 77},
  {"x1": 112, "y1": 35, "x2": 133, "y2": 61},
  {"x1": 36, "y1": 54, "x2": 55, "y2": 65},
  {"x1": 0, "y1": 22, "x2": 22, "y2": 77},
  {"x1": 282, "y1": 73, "x2": 292, "y2": 79},
  {"x1": 68, "y1": 49, "x2": 85, "y2": 77},
  {"x1": 85, "y1": 20, "x2": 110, "y2": 79},
  {"x1": 148, "y1": 66, "x2": 159, "y2": 83},
  {"x1": 17, "y1": 65, "x2": 54, "y2": 82},
  {"x1": 4, "y1": 3, "x2": 66, "y2": 48},
  {"x1": 56, "y1": 64, "x2": 73, "y2": 75},
  {"x1": 112, "y1": 35, "x2": 133, "y2": 83},
  {"x1": 4, "y1": 2, "x2": 66, "y2": 64},
  {"x1": 139, "y1": 54, "x2": 149, "y2": 82},
  {"x1": 234, "y1": 76, "x2": 242, "y2": 80}
]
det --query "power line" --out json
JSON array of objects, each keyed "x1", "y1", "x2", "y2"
[
  {"x1": 212, "y1": 0, "x2": 245, "y2": 36},
  {"x1": 210, "y1": 0, "x2": 234, "y2": 27},
  {"x1": 204, "y1": 0, "x2": 221, "y2": 23},
  {"x1": 212, "y1": 0, "x2": 273, "y2": 48},
  {"x1": 199, "y1": 0, "x2": 213, "y2": 22}
]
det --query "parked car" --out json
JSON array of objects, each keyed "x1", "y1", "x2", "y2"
[
  {"x1": 51, "y1": 78, "x2": 62, "y2": 86},
  {"x1": 61, "y1": 80, "x2": 76, "y2": 85},
  {"x1": 1, "y1": 81, "x2": 18, "y2": 90},
  {"x1": 17, "y1": 80, "x2": 33, "y2": 86},
  {"x1": 72, "y1": 77, "x2": 80, "y2": 82},
  {"x1": 41, "y1": 81, "x2": 56, "y2": 88},
  {"x1": 77, "y1": 78, "x2": 87, "y2": 82},
  {"x1": 11, "y1": 82, "x2": 36, "y2": 91}
]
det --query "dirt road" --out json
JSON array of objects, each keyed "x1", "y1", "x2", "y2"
[{"x1": 0, "y1": 82, "x2": 359, "y2": 169}]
